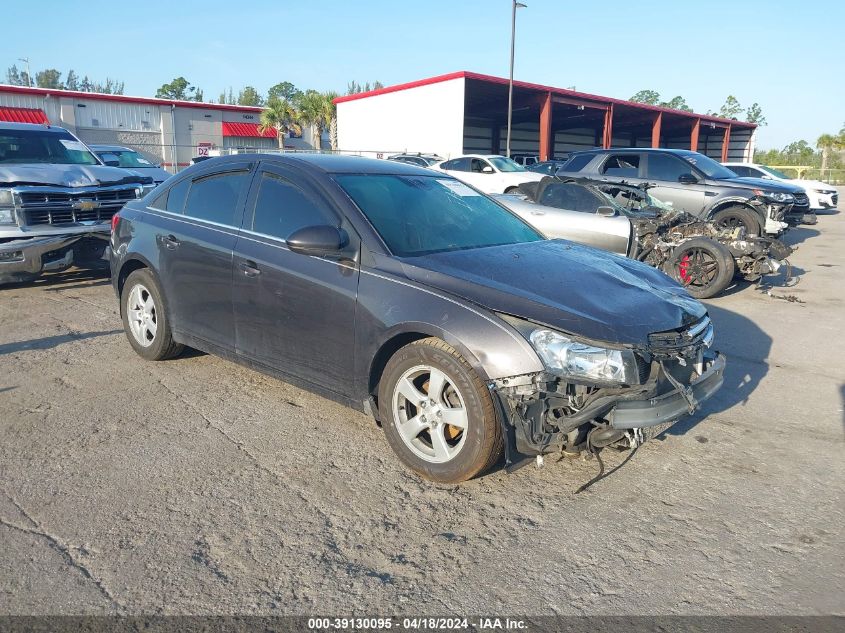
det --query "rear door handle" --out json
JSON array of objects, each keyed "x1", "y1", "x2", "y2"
[
  {"x1": 239, "y1": 260, "x2": 261, "y2": 277},
  {"x1": 162, "y1": 234, "x2": 181, "y2": 250}
]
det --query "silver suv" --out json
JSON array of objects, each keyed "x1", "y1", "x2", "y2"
[{"x1": 0, "y1": 123, "x2": 152, "y2": 284}]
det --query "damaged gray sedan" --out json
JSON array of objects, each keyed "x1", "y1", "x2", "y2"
[
  {"x1": 498, "y1": 177, "x2": 793, "y2": 298},
  {"x1": 111, "y1": 155, "x2": 725, "y2": 483},
  {"x1": 0, "y1": 122, "x2": 152, "y2": 284}
]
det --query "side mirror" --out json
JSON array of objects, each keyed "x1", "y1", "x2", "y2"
[
  {"x1": 596, "y1": 205, "x2": 617, "y2": 217},
  {"x1": 481, "y1": 165, "x2": 495, "y2": 174},
  {"x1": 286, "y1": 225, "x2": 349, "y2": 256},
  {"x1": 678, "y1": 173, "x2": 698, "y2": 184},
  {"x1": 100, "y1": 153, "x2": 120, "y2": 167}
]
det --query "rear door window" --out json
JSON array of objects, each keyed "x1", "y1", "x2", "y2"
[
  {"x1": 183, "y1": 171, "x2": 250, "y2": 226},
  {"x1": 600, "y1": 154, "x2": 641, "y2": 177},
  {"x1": 442, "y1": 158, "x2": 470, "y2": 172},
  {"x1": 558, "y1": 153, "x2": 594, "y2": 173}
]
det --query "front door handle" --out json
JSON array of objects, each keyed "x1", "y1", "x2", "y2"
[
  {"x1": 162, "y1": 234, "x2": 181, "y2": 250},
  {"x1": 239, "y1": 260, "x2": 261, "y2": 277}
]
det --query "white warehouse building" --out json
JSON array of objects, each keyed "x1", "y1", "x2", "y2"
[{"x1": 335, "y1": 71, "x2": 757, "y2": 162}]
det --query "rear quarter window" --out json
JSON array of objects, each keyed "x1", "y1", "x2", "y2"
[{"x1": 558, "y1": 154, "x2": 594, "y2": 173}]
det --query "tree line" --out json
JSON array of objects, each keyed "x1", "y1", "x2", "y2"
[
  {"x1": 754, "y1": 124, "x2": 845, "y2": 173},
  {"x1": 628, "y1": 89, "x2": 766, "y2": 124},
  {"x1": 154, "y1": 77, "x2": 385, "y2": 151},
  {"x1": 5, "y1": 64, "x2": 124, "y2": 94}
]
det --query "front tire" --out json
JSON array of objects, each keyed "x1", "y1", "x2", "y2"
[
  {"x1": 664, "y1": 237, "x2": 736, "y2": 299},
  {"x1": 712, "y1": 205, "x2": 762, "y2": 235},
  {"x1": 378, "y1": 338, "x2": 503, "y2": 483},
  {"x1": 120, "y1": 268, "x2": 183, "y2": 361}
]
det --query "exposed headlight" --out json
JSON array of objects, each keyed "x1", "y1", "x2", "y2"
[
  {"x1": 528, "y1": 329, "x2": 640, "y2": 384},
  {"x1": 754, "y1": 189, "x2": 794, "y2": 203},
  {"x1": 815, "y1": 188, "x2": 835, "y2": 195},
  {"x1": 0, "y1": 191, "x2": 14, "y2": 224},
  {"x1": 0, "y1": 208, "x2": 14, "y2": 224},
  {"x1": 0, "y1": 189, "x2": 12, "y2": 206}
]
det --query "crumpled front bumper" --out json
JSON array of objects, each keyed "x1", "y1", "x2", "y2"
[
  {"x1": 0, "y1": 232, "x2": 109, "y2": 284},
  {"x1": 608, "y1": 352, "x2": 725, "y2": 429}
]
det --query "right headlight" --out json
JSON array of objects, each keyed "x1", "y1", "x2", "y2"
[
  {"x1": 501, "y1": 314, "x2": 640, "y2": 385},
  {"x1": 754, "y1": 189, "x2": 794, "y2": 204}
]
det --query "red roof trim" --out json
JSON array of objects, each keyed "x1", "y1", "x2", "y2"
[
  {"x1": 221, "y1": 121, "x2": 276, "y2": 138},
  {"x1": 0, "y1": 84, "x2": 264, "y2": 113},
  {"x1": 333, "y1": 71, "x2": 755, "y2": 129},
  {"x1": 0, "y1": 106, "x2": 49, "y2": 124}
]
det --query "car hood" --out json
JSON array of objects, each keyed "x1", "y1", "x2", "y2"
[
  {"x1": 717, "y1": 176, "x2": 803, "y2": 194},
  {"x1": 399, "y1": 239, "x2": 706, "y2": 347},
  {"x1": 0, "y1": 163, "x2": 152, "y2": 188},
  {"x1": 503, "y1": 171, "x2": 544, "y2": 182},
  {"x1": 788, "y1": 179, "x2": 834, "y2": 191}
]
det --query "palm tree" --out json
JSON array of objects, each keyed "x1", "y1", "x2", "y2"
[
  {"x1": 258, "y1": 97, "x2": 302, "y2": 150},
  {"x1": 323, "y1": 91, "x2": 339, "y2": 152},
  {"x1": 817, "y1": 134, "x2": 837, "y2": 172},
  {"x1": 298, "y1": 91, "x2": 328, "y2": 151}
]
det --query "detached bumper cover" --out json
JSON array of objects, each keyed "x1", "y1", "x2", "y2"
[
  {"x1": 0, "y1": 232, "x2": 109, "y2": 283},
  {"x1": 608, "y1": 352, "x2": 726, "y2": 429}
]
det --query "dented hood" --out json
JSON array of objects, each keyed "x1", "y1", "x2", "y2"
[
  {"x1": 0, "y1": 163, "x2": 151, "y2": 188},
  {"x1": 400, "y1": 240, "x2": 706, "y2": 347}
]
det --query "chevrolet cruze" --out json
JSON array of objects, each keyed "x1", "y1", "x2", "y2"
[{"x1": 110, "y1": 155, "x2": 724, "y2": 483}]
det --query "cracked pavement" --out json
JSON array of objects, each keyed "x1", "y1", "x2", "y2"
[{"x1": 0, "y1": 200, "x2": 843, "y2": 616}]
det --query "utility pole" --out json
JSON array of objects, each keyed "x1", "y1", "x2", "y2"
[
  {"x1": 18, "y1": 57, "x2": 33, "y2": 87},
  {"x1": 506, "y1": 1, "x2": 527, "y2": 158}
]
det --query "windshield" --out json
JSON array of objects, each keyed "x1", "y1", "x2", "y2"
[
  {"x1": 0, "y1": 129, "x2": 100, "y2": 165},
  {"x1": 100, "y1": 149, "x2": 157, "y2": 169},
  {"x1": 758, "y1": 165, "x2": 791, "y2": 180},
  {"x1": 680, "y1": 152, "x2": 737, "y2": 179},
  {"x1": 334, "y1": 174, "x2": 543, "y2": 256},
  {"x1": 489, "y1": 157, "x2": 525, "y2": 172}
]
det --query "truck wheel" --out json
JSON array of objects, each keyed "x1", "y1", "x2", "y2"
[
  {"x1": 120, "y1": 268, "x2": 183, "y2": 361},
  {"x1": 664, "y1": 238, "x2": 736, "y2": 299},
  {"x1": 712, "y1": 205, "x2": 762, "y2": 235},
  {"x1": 379, "y1": 337, "x2": 503, "y2": 483}
]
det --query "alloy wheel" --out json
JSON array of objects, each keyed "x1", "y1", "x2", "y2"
[{"x1": 126, "y1": 283, "x2": 158, "y2": 347}]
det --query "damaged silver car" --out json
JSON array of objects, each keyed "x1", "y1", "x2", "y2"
[
  {"x1": 498, "y1": 177, "x2": 793, "y2": 298},
  {"x1": 0, "y1": 122, "x2": 153, "y2": 284}
]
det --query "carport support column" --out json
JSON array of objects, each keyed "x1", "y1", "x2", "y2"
[
  {"x1": 690, "y1": 118, "x2": 700, "y2": 152},
  {"x1": 721, "y1": 124, "x2": 732, "y2": 162},
  {"x1": 651, "y1": 112, "x2": 662, "y2": 148},
  {"x1": 539, "y1": 91, "x2": 553, "y2": 161},
  {"x1": 602, "y1": 104, "x2": 614, "y2": 149}
]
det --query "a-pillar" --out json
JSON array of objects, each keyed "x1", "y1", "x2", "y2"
[{"x1": 539, "y1": 91, "x2": 552, "y2": 161}]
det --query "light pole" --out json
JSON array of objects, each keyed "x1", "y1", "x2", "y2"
[
  {"x1": 506, "y1": 0, "x2": 526, "y2": 158},
  {"x1": 18, "y1": 57, "x2": 32, "y2": 87}
]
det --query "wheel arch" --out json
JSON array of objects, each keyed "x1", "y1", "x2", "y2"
[
  {"x1": 707, "y1": 197, "x2": 761, "y2": 218},
  {"x1": 367, "y1": 324, "x2": 493, "y2": 401},
  {"x1": 116, "y1": 255, "x2": 169, "y2": 307}
]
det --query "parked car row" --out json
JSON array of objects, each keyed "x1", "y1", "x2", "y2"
[{"x1": 0, "y1": 122, "x2": 836, "y2": 484}]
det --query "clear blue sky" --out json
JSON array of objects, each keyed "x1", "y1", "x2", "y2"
[{"x1": 2, "y1": 0, "x2": 842, "y2": 149}]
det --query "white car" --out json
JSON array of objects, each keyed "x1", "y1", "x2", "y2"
[
  {"x1": 723, "y1": 162, "x2": 838, "y2": 211},
  {"x1": 431, "y1": 154, "x2": 544, "y2": 194}
]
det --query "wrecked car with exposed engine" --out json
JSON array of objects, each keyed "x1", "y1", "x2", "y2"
[
  {"x1": 0, "y1": 122, "x2": 154, "y2": 284},
  {"x1": 558, "y1": 148, "x2": 810, "y2": 236},
  {"x1": 496, "y1": 176, "x2": 793, "y2": 299},
  {"x1": 110, "y1": 154, "x2": 725, "y2": 483}
]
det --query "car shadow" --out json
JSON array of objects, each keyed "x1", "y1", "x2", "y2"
[
  {"x1": 781, "y1": 226, "x2": 820, "y2": 247},
  {"x1": 666, "y1": 302, "x2": 772, "y2": 437},
  {"x1": 0, "y1": 330, "x2": 122, "y2": 356},
  {"x1": 1, "y1": 267, "x2": 110, "y2": 291}
]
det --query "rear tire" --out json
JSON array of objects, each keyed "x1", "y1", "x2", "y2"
[
  {"x1": 504, "y1": 186, "x2": 519, "y2": 194},
  {"x1": 120, "y1": 268, "x2": 183, "y2": 361},
  {"x1": 378, "y1": 337, "x2": 503, "y2": 483},
  {"x1": 664, "y1": 237, "x2": 736, "y2": 299},
  {"x1": 711, "y1": 205, "x2": 762, "y2": 235}
]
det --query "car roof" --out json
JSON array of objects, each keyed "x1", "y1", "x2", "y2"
[
  {"x1": 89, "y1": 144, "x2": 134, "y2": 152},
  {"x1": 571, "y1": 147, "x2": 699, "y2": 157},
  {"x1": 0, "y1": 122, "x2": 71, "y2": 133},
  {"x1": 182, "y1": 153, "x2": 436, "y2": 176}
]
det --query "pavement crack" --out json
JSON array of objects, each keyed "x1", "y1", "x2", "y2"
[{"x1": 1, "y1": 491, "x2": 121, "y2": 610}]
